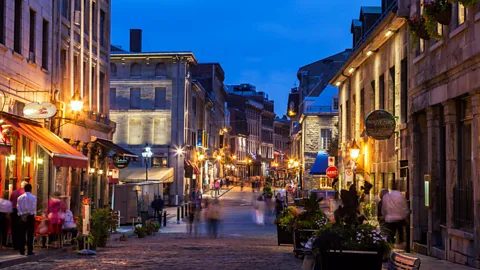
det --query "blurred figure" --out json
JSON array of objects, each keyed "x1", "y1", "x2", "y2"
[
  {"x1": 214, "y1": 180, "x2": 220, "y2": 196},
  {"x1": 0, "y1": 191, "x2": 12, "y2": 249},
  {"x1": 275, "y1": 193, "x2": 285, "y2": 218},
  {"x1": 255, "y1": 195, "x2": 266, "y2": 226},
  {"x1": 382, "y1": 186, "x2": 408, "y2": 247},
  {"x1": 48, "y1": 192, "x2": 66, "y2": 248},
  {"x1": 151, "y1": 195, "x2": 164, "y2": 223},
  {"x1": 62, "y1": 208, "x2": 78, "y2": 245},
  {"x1": 240, "y1": 181, "x2": 244, "y2": 192},
  {"x1": 17, "y1": 184, "x2": 36, "y2": 255},
  {"x1": 10, "y1": 181, "x2": 27, "y2": 251},
  {"x1": 206, "y1": 198, "x2": 221, "y2": 238},
  {"x1": 377, "y1": 189, "x2": 389, "y2": 227}
]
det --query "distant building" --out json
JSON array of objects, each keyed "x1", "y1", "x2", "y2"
[{"x1": 273, "y1": 116, "x2": 290, "y2": 165}]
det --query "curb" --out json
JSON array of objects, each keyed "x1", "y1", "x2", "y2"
[{"x1": 0, "y1": 248, "x2": 67, "y2": 269}]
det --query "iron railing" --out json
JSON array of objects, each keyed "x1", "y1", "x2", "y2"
[{"x1": 305, "y1": 106, "x2": 336, "y2": 113}]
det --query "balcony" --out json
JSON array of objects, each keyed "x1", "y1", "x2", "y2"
[{"x1": 304, "y1": 105, "x2": 337, "y2": 114}]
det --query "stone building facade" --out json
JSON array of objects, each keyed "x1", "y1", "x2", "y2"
[
  {"x1": 273, "y1": 116, "x2": 290, "y2": 160},
  {"x1": 110, "y1": 31, "x2": 197, "y2": 204},
  {"x1": 407, "y1": 1, "x2": 480, "y2": 267},
  {"x1": 330, "y1": 2, "x2": 408, "y2": 196}
]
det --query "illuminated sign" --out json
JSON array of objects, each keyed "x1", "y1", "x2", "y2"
[
  {"x1": 364, "y1": 110, "x2": 396, "y2": 140},
  {"x1": 23, "y1": 102, "x2": 57, "y2": 119}
]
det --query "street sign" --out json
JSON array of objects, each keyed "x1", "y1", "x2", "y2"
[
  {"x1": 326, "y1": 166, "x2": 339, "y2": 179},
  {"x1": 345, "y1": 168, "x2": 353, "y2": 183},
  {"x1": 82, "y1": 198, "x2": 91, "y2": 235},
  {"x1": 328, "y1": 156, "x2": 335, "y2": 166}
]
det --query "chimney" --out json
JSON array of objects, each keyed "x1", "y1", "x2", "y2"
[{"x1": 130, "y1": 29, "x2": 142, "y2": 53}]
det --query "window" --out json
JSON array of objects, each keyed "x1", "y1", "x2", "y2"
[
  {"x1": 401, "y1": 58, "x2": 408, "y2": 123},
  {"x1": 130, "y1": 63, "x2": 141, "y2": 76},
  {"x1": 29, "y1": 9, "x2": 36, "y2": 62},
  {"x1": 389, "y1": 66, "x2": 395, "y2": 115},
  {"x1": 128, "y1": 118, "x2": 142, "y2": 145},
  {"x1": 109, "y1": 88, "x2": 116, "y2": 110},
  {"x1": 61, "y1": 0, "x2": 70, "y2": 20},
  {"x1": 153, "y1": 118, "x2": 167, "y2": 145},
  {"x1": 110, "y1": 63, "x2": 117, "y2": 77},
  {"x1": 74, "y1": 55, "x2": 79, "y2": 94},
  {"x1": 91, "y1": 66, "x2": 96, "y2": 111},
  {"x1": 0, "y1": 0, "x2": 5, "y2": 44},
  {"x1": 60, "y1": 50, "x2": 68, "y2": 93},
  {"x1": 130, "y1": 88, "x2": 141, "y2": 109},
  {"x1": 100, "y1": 9, "x2": 106, "y2": 47},
  {"x1": 370, "y1": 80, "x2": 376, "y2": 111},
  {"x1": 333, "y1": 98, "x2": 339, "y2": 110},
  {"x1": 83, "y1": 0, "x2": 89, "y2": 35},
  {"x1": 41, "y1": 20, "x2": 49, "y2": 69},
  {"x1": 192, "y1": 96, "x2": 197, "y2": 115},
  {"x1": 379, "y1": 74, "x2": 385, "y2": 109},
  {"x1": 83, "y1": 61, "x2": 88, "y2": 97},
  {"x1": 99, "y1": 72, "x2": 105, "y2": 113},
  {"x1": 74, "y1": 0, "x2": 80, "y2": 11},
  {"x1": 155, "y1": 63, "x2": 167, "y2": 77},
  {"x1": 457, "y1": 3, "x2": 466, "y2": 26},
  {"x1": 321, "y1": 129, "x2": 332, "y2": 150},
  {"x1": 14, "y1": 0, "x2": 22, "y2": 54},
  {"x1": 92, "y1": 1, "x2": 97, "y2": 40},
  {"x1": 360, "y1": 89, "x2": 365, "y2": 131},
  {"x1": 152, "y1": 157, "x2": 168, "y2": 168},
  {"x1": 154, "y1": 87, "x2": 166, "y2": 108}
]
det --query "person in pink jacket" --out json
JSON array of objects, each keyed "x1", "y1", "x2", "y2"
[{"x1": 48, "y1": 192, "x2": 66, "y2": 248}]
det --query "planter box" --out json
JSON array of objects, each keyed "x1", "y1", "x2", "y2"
[
  {"x1": 276, "y1": 225, "x2": 294, "y2": 246},
  {"x1": 314, "y1": 250, "x2": 383, "y2": 270},
  {"x1": 293, "y1": 229, "x2": 316, "y2": 257}
]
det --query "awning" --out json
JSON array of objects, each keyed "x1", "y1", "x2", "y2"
[
  {"x1": 310, "y1": 151, "x2": 329, "y2": 175},
  {"x1": 118, "y1": 167, "x2": 174, "y2": 183},
  {"x1": 184, "y1": 160, "x2": 200, "y2": 175},
  {"x1": 1, "y1": 112, "x2": 88, "y2": 168},
  {"x1": 92, "y1": 137, "x2": 138, "y2": 159}
]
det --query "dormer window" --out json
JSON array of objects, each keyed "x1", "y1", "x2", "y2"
[{"x1": 333, "y1": 98, "x2": 339, "y2": 110}]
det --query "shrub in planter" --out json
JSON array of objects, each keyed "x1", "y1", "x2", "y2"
[
  {"x1": 145, "y1": 222, "x2": 154, "y2": 235},
  {"x1": 408, "y1": 15, "x2": 431, "y2": 41},
  {"x1": 150, "y1": 221, "x2": 161, "y2": 232},
  {"x1": 90, "y1": 207, "x2": 117, "y2": 248},
  {"x1": 134, "y1": 225, "x2": 146, "y2": 238},
  {"x1": 275, "y1": 206, "x2": 299, "y2": 233},
  {"x1": 424, "y1": 0, "x2": 452, "y2": 26}
]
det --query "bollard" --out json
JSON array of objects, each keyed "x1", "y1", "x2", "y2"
[
  {"x1": 181, "y1": 205, "x2": 184, "y2": 220},
  {"x1": 177, "y1": 207, "x2": 180, "y2": 224},
  {"x1": 163, "y1": 211, "x2": 167, "y2": 227}
]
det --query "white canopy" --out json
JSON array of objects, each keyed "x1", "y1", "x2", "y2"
[{"x1": 118, "y1": 167, "x2": 174, "y2": 183}]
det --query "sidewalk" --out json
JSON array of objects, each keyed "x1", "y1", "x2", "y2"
[{"x1": 0, "y1": 248, "x2": 67, "y2": 269}]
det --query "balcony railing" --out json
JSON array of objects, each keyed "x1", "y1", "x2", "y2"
[{"x1": 305, "y1": 106, "x2": 337, "y2": 113}]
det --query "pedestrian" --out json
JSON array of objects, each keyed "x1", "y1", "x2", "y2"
[
  {"x1": 240, "y1": 181, "x2": 244, "y2": 192},
  {"x1": 382, "y1": 185, "x2": 409, "y2": 248},
  {"x1": 48, "y1": 192, "x2": 66, "y2": 248},
  {"x1": 62, "y1": 208, "x2": 78, "y2": 245},
  {"x1": 0, "y1": 191, "x2": 12, "y2": 249},
  {"x1": 10, "y1": 181, "x2": 27, "y2": 250},
  {"x1": 214, "y1": 180, "x2": 220, "y2": 196},
  {"x1": 275, "y1": 193, "x2": 285, "y2": 218},
  {"x1": 206, "y1": 198, "x2": 221, "y2": 238},
  {"x1": 187, "y1": 200, "x2": 196, "y2": 235},
  {"x1": 16, "y1": 184, "x2": 36, "y2": 255},
  {"x1": 377, "y1": 189, "x2": 389, "y2": 227},
  {"x1": 255, "y1": 195, "x2": 266, "y2": 226},
  {"x1": 251, "y1": 181, "x2": 255, "y2": 192},
  {"x1": 151, "y1": 195, "x2": 164, "y2": 223}
]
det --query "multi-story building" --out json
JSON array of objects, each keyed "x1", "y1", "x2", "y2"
[
  {"x1": 287, "y1": 50, "x2": 351, "y2": 190},
  {"x1": 273, "y1": 116, "x2": 290, "y2": 162},
  {"x1": 110, "y1": 30, "x2": 197, "y2": 205},
  {"x1": 406, "y1": 0, "x2": 480, "y2": 266},
  {"x1": 0, "y1": 0, "x2": 115, "y2": 215},
  {"x1": 227, "y1": 84, "x2": 275, "y2": 179}
]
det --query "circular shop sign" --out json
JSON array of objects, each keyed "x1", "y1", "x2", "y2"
[
  {"x1": 364, "y1": 110, "x2": 396, "y2": 140},
  {"x1": 112, "y1": 154, "x2": 130, "y2": 169}
]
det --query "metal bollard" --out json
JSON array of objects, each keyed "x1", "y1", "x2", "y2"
[
  {"x1": 181, "y1": 205, "x2": 184, "y2": 220},
  {"x1": 163, "y1": 211, "x2": 167, "y2": 227},
  {"x1": 177, "y1": 207, "x2": 180, "y2": 224}
]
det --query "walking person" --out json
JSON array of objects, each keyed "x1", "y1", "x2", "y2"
[
  {"x1": 382, "y1": 185, "x2": 409, "y2": 248},
  {"x1": 16, "y1": 184, "x2": 36, "y2": 255},
  {"x1": 377, "y1": 189, "x2": 389, "y2": 227},
  {"x1": 214, "y1": 180, "x2": 220, "y2": 196},
  {"x1": 10, "y1": 181, "x2": 27, "y2": 250},
  {"x1": 255, "y1": 195, "x2": 266, "y2": 226},
  {"x1": 206, "y1": 198, "x2": 221, "y2": 238},
  {"x1": 151, "y1": 195, "x2": 164, "y2": 223},
  {"x1": 240, "y1": 181, "x2": 244, "y2": 192},
  {"x1": 0, "y1": 191, "x2": 12, "y2": 249},
  {"x1": 48, "y1": 192, "x2": 66, "y2": 248}
]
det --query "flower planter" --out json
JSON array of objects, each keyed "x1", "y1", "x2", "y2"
[
  {"x1": 276, "y1": 225, "x2": 294, "y2": 246},
  {"x1": 293, "y1": 229, "x2": 316, "y2": 257},
  {"x1": 314, "y1": 250, "x2": 383, "y2": 270},
  {"x1": 415, "y1": 25, "x2": 430, "y2": 40},
  {"x1": 433, "y1": 4, "x2": 452, "y2": 25}
]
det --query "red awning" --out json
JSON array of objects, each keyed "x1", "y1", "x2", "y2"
[
  {"x1": 184, "y1": 160, "x2": 200, "y2": 174},
  {"x1": 2, "y1": 113, "x2": 88, "y2": 168}
]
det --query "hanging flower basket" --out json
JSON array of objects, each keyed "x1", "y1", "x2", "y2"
[
  {"x1": 408, "y1": 15, "x2": 430, "y2": 40},
  {"x1": 424, "y1": 0, "x2": 452, "y2": 25}
]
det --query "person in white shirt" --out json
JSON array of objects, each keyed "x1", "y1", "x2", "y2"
[
  {"x1": 382, "y1": 184, "x2": 408, "y2": 246},
  {"x1": 62, "y1": 209, "x2": 78, "y2": 244},
  {"x1": 16, "y1": 184, "x2": 36, "y2": 255},
  {"x1": 0, "y1": 191, "x2": 12, "y2": 248}
]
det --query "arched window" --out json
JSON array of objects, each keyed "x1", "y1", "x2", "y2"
[
  {"x1": 130, "y1": 63, "x2": 141, "y2": 77},
  {"x1": 155, "y1": 63, "x2": 167, "y2": 77},
  {"x1": 110, "y1": 63, "x2": 117, "y2": 77}
]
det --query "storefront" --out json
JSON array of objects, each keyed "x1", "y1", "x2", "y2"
[{"x1": 309, "y1": 151, "x2": 332, "y2": 190}]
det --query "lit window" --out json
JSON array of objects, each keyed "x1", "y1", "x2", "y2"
[{"x1": 458, "y1": 3, "x2": 466, "y2": 26}]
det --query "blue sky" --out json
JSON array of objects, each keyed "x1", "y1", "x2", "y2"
[{"x1": 111, "y1": 0, "x2": 380, "y2": 116}]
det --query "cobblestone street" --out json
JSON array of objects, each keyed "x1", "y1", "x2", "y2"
[{"x1": 5, "y1": 188, "x2": 302, "y2": 270}]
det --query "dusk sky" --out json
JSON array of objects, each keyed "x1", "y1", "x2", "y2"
[{"x1": 111, "y1": 0, "x2": 379, "y2": 116}]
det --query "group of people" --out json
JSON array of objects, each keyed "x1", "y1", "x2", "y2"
[
  {"x1": 0, "y1": 181, "x2": 78, "y2": 256},
  {"x1": 186, "y1": 190, "x2": 222, "y2": 239}
]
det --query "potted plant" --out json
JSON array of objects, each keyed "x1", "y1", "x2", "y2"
[
  {"x1": 424, "y1": 0, "x2": 452, "y2": 25},
  {"x1": 275, "y1": 206, "x2": 299, "y2": 245},
  {"x1": 149, "y1": 220, "x2": 161, "y2": 233},
  {"x1": 145, "y1": 221, "x2": 154, "y2": 235},
  {"x1": 449, "y1": 0, "x2": 478, "y2": 8},
  {"x1": 90, "y1": 207, "x2": 117, "y2": 248},
  {"x1": 312, "y1": 185, "x2": 391, "y2": 270},
  {"x1": 73, "y1": 235, "x2": 96, "y2": 250},
  {"x1": 134, "y1": 225, "x2": 146, "y2": 238},
  {"x1": 408, "y1": 15, "x2": 431, "y2": 40}
]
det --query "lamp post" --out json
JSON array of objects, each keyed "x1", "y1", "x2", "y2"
[
  {"x1": 175, "y1": 147, "x2": 184, "y2": 205},
  {"x1": 349, "y1": 139, "x2": 360, "y2": 185},
  {"x1": 247, "y1": 159, "x2": 252, "y2": 180},
  {"x1": 198, "y1": 154, "x2": 205, "y2": 190},
  {"x1": 142, "y1": 144, "x2": 153, "y2": 182}
]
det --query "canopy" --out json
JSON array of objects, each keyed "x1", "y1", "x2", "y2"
[
  {"x1": 118, "y1": 167, "x2": 174, "y2": 183},
  {"x1": 92, "y1": 137, "x2": 138, "y2": 159},
  {"x1": 184, "y1": 160, "x2": 200, "y2": 174},
  {"x1": 309, "y1": 151, "x2": 329, "y2": 175},
  {"x1": 2, "y1": 112, "x2": 88, "y2": 168}
]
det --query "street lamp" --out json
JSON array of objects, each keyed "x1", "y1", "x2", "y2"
[
  {"x1": 174, "y1": 146, "x2": 184, "y2": 205},
  {"x1": 70, "y1": 91, "x2": 84, "y2": 112},
  {"x1": 142, "y1": 143, "x2": 153, "y2": 182},
  {"x1": 349, "y1": 139, "x2": 360, "y2": 186}
]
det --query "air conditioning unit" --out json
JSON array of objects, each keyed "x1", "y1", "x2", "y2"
[
  {"x1": 28, "y1": 52, "x2": 35, "y2": 62},
  {"x1": 74, "y1": 10, "x2": 81, "y2": 26}
]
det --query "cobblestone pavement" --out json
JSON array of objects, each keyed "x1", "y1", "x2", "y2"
[{"x1": 6, "y1": 188, "x2": 303, "y2": 270}]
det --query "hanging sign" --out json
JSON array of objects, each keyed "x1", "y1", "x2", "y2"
[
  {"x1": 82, "y1": 198, "x2": 91, "y2": 235},
  {"x1": 328, "y1": 156, "x2": 335, "y2": 167},
  {"x1": 23, "y1": 102, "x2": 57, "y2": 119},
  {"x1": 345, "y1": 168, "x2": 354, "y2": 183},
  {"x1": 112, "y1": 154, "x2": 130, "y2": 169},
  {"x1": 364, "y1": 110, "x2": 396, "y2": 140}
]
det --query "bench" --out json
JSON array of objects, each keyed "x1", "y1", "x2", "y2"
[{"x1": 384, "y1": 252, "x2": 421, "y2": 270}]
